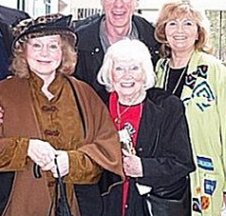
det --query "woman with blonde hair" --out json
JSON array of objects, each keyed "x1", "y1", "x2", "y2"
[{"x1": 155, "y1": 1, "x2": 226, "y2": 215}]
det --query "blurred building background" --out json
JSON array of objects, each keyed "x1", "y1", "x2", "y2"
[{"x1": 0, "y1": 0, "x2": 225, "y2": 63}]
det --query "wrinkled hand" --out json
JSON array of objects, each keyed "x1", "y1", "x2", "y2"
[
  {"x1": 28, "y1": 139, "x2": 57, "y2": 168},
  {"x1": 122, "y1": 149, "x2": 143, "y2": 177},
  {"x1": 50, "y1": 150, "x2": 69, "y2": 178},
  {"x1": 0, "y1": 106, "x2": 4, "y2": 124}
]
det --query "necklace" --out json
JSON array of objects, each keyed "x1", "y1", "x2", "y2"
[
  {"x1": 114, "y1": 104, "x2": 131, "y2": 125},
  {"x1": 164, "y1": 63, "x2": 188, "y2": 94},
  {"x1": 114, "y1": 102, "x2": 143, "y2": 125}
]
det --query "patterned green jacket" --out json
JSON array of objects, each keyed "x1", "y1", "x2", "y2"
[{"x1": 155, "y1": 50, "x2": 226, "y2": 216}]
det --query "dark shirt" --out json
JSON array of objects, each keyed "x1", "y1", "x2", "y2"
[
  {"x1": 0, "y1": 32, "x2": 10, "y2": 80},
  {"x1": 167, "y1": 67, "x2": 187, "y2": 98},
  {"x1": 0, "y1": 21, "x2": 13, "y2": 80}
]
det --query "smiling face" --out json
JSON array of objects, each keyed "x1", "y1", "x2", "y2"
[
  {"x1": 111, "y1": 59, "x2": 145, "y2": 104},
  {"x1": 165, "y1": 17, "x2": 198, "y2": 54},
  {"x1": 102, "y1": 0, "x2": 137, "y2": 28},
  {"x1": 26, "y1": 35, "x2": 62, "y2": 77}
]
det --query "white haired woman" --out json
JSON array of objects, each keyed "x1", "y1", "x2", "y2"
[{"x1": 97, "y1": 38, "x2": 195, "y2": 216}]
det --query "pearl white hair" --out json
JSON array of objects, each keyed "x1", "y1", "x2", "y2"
[{"x1": 97, "y1": 38, "x2": 156, "y2": 92}]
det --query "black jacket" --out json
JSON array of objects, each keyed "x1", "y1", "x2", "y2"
[
  {"x1": 101, "y1": 88, "x2": 195, "y2": 216},
  {"x1": 0, "y1": 21, "x2": 12, "y2": 57},
  {"x1": 0, "y1": 21, "x2": 13, "y2": 80},
  {"x1": 74, "y1": 15, "x2": 160, "y2": 101}
]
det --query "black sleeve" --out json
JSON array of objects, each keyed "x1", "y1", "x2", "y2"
[
  {"x1": 0, "y1": 172, "x2": 14, "y2": 215},
  {"x1": 137, "y1": 95, "x2": 195, "y2": 190},
  {"x1": 0, "y1": 21, "x2": 13, "y2": 58}
]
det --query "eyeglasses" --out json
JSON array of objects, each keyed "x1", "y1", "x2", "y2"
[
  {"x1": 27, "y1": 41, "x2": 61, "y2": 53},
  {"x1": 104, "y1": 0, "x2": 133, "y2": 3}
]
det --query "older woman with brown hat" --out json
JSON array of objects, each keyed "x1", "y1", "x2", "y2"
[{"x1": 0, "y1": 14, "x2": 124, "y2": 216}]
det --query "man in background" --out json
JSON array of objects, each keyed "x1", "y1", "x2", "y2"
[{"x1": 74, "y1": 0, "x2": 160, "y2": 101}]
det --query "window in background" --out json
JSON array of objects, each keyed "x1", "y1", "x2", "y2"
[
  {"x1": 17, "y1": 0, "x2": 25, "y2": 11},
  {"x1": 206, "y1": 10, "x2": 226, "y2": 63},
  {"x1": 45, "y1": 0, "x2": 51, "y2": 14}
]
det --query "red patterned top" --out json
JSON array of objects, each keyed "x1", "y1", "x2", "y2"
[{"x1": 109, "y1": 91, "x2": 143, "y2": 216}]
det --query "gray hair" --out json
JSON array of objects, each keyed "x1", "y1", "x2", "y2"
[{"x1": 97, "y1": 38, "x2": 156, "y2": 92}]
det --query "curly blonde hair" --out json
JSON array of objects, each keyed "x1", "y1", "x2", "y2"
[
  {"x1": 155, "y1": 1, "x2": 212, "y2": 57},
  {"x1": 10, "y1": 32, "x2": 77, "y2": 78},
  {"x1": 10, "y1": 13, "x2": 77, "y2": 78}
]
